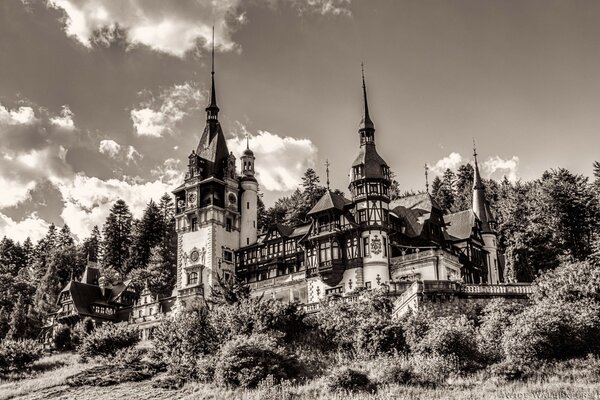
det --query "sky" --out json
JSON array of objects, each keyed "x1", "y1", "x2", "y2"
[{"x1": 1, "y1": 0, "x2": 599, "y2": 242}]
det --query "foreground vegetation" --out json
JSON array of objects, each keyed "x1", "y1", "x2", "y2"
[{"x1": 1, "y1": 259, "x2": 598, "y2": 399}]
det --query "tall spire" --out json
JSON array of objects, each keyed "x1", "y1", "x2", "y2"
[
  {"x1": 206, "y1": 25, "x2": 219, "y2": 120},
  {"x1": 325, "y1": 159, "x2": 331, "y2": 190},
  {"x1": 472, "y1": 138, "x2": 483, "y2": 190},
  {"x1": 359, "y1": 63, "x2": 374, "y2": 132},
  {"x1": 472, "y1": 139, "x2": 492, "y2": 232},
  {"x1": 425, "y1": 163, "x2": 430, "y2": 193}
]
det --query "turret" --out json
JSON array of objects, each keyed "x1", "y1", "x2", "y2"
[
  {"x1": 472, "y1": 143, "x2": 501, "y2": 283},
  {"x1": 348, "y1": 65, "x2": 391, "y2": 289},
  {"x1": 240, "y1": 137, "x2": 258, "y2": 247}
]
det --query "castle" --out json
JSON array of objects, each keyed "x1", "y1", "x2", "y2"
[{"x1": 44, "y1": 53, "x2": 533, "y2": 342}]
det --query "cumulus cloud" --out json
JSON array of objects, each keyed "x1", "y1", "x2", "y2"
[
  {"x1": 98, "y1": 139, "x2": 121, "y2": 158},
  {"x1": 0, "y1": 212, "x2": 50, "y2": 243},
  {"x1": 227, "y1": 126, "x2": 318, "y2": 192},
  {"x1": 0, "y1": 104, "x2": 36, "y2": 125},
  {"x1": 430, "y1": 152, "x2": 464, "y2": 176},
  {"x1": 50, "y1": 105, "x2": 75, "y2": 129},
  {"x1": 47, "y1": 0, "x2": 243, "y2": 57},
  {"x1": 131, "y1": 82, "x2": 203, "y2": 137},
  {"x1": 56, "y1": 174, "x2": 174, "y2": 239},
  {"x1": 484, "y1": 156, "x2": 520, "y2": 182},
  {"x1": 291, "y1": 0, "x2": 352, "y2": 16},
  {"x1": 47, "y1": 0, "x2": 352, "y2": 57}
]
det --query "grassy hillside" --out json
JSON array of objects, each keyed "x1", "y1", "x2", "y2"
[{"x1": 1, "y1": 353, "x2": 599, "y2": 400}]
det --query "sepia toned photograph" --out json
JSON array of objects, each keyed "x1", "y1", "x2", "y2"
[{"x1": 0, "y1": 1, "x2": 599, "y2": 399}]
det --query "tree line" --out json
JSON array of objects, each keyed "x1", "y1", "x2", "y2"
[{"x1": 0, "y1": 193, "x2": 177, "y2": 341}]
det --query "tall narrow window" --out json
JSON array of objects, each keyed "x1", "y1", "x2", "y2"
[
  {"x1": 226, "y1": 218, "x2": 232, "y2": 232},
  {"x1": 191, "y1": 218, "x2": 198, "y2": 232},
  {"x1": 363, "y1": 237, "x2": 370, "y2": 257}
]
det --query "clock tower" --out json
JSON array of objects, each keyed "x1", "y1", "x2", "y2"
[{"x1": 172, "y1": 35, "x2": 241, "y2": 305}]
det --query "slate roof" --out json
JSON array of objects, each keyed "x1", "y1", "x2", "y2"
[
  {"x1": 444, "y1": 210, "x2": 476, "y2": 241},
  {"x1": 196, "y1": 121, "x2": 229, "y2": 179},
  {"x1": 307, "y1": 190, "x2": 352, "y2": 216},
  {"x1": 351, "y1": 144, "x2": 388, "y2": 179},
  {"x1": 389, "y1": 193, "x2": 443, "y2": 238}
]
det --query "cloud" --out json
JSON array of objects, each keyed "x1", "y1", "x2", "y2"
[
  {"x1": 227, "y1": 126, "x2": 318, "y2": 192},
  {"x1": 131, "y1": 82, "x2": 203, "y2": 137},
  {"x1": 49, "y1": 105, "x2": 75, "y2": 130},
  {"x1": 484, "y1": 156, "x2": 520, "y2": 182},
  {"x1": 0, "y1": 104, "x2": 36, "y2": 125},
  {"x1": 47, "y1": 1, "x2": 352, "y2": 57},
  {"x1": 57, "y1": 174, "x2": 174, "y2": 239},
  {"x1": 0, "y1": 212, "x2": 50, "y2": 243},
  {"x1": 291, "y1": 0, "x2": 352, "y2": 16},
  {"x1": 430, "y1": 152, "x2": 464, "y2": 176},
  {"x1": 47, "y1": 0, "x2": 243, "y2": 57},
  {"x1": 98, "y1": 139, "x2": 121, "y2": 158}
]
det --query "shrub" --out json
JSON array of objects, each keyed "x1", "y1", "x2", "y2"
[
  {"x1": 0, "y1": 339, "x2": 43, "y2": 373},
  {"x1": 326, "y1": 367, "x2": 376, "y2": 393},
  {"x1": 489, "y1": 359, "x2": 531, "y2": 381},
  {"x1": 413, "y1": 315, "x2": 480, "y2": 371},
  {"x1": 502, "y1": 299, "x2": 600, "y2": 363},
  {"x1": 53, "y1": 324, "x2": 74, "y2": 351},
  {"x1": 150, "y1": 308, "x2": 216, "y2": 378},
  {"x1": 354, "y1": 317, "x2": 407, "y2": 356},
  {"x1": 377, "y1": 364, "x2": 413, "y2": 385},
  {"x1": 308, "y1": 291, "x2": 397, "y2": 354},
  {"x1": 477, "y1": 299, "x2": 526, "y2": 363},
  {"x1": 110, "y1": 346, "x2": 147, "y2": 366},
  {"x1": 210, "y1": 298, "x2": 308, "y2": 344},
  {"x1": 214, "y1": 334, "x2": 301, "y2": 388},
  {"x1": 78, "y1": 322, "x2": 139, "y2": 361},
  {"x1": 410, "y1": 353, "x2": 459, "y2": 385}
]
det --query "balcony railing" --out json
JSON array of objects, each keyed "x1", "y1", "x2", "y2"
[
  {"x1": 462, "y1": 284, "x2": 533, "y2": 295},
  {"x1": 178, "y1": 285, "x2": 204, "y2": 297}
]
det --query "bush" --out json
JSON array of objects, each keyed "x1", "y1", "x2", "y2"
[
  {"x1": 412, "y1": 315, "x2": 480, "y2": 371},
  {"x1": 477, "y1": 299, "x2": 526, "y2": 363},
  {"x1": 410, "y1": 353, "x2": 459, "y2": 385},
  {"x1": 326, "y1": 367, "x2": 376, "y2": 393},
  {"x1": 150, "y1": 308, "x2": 216, "y2": 378},
  {"x1": 53, "y1": 324, "x2": 74, "y2": 351},
  {"x1": 489, "y1": 359, "x2": 531, "y2": 381},
  {"x1": 354, "y1": 317, "x2": 407, "y2": 356},
  {"x1": 78, "y1": 322, "x2": 139, "y2": 361},
  {"x1": 308, "y1": 291, "x2": 398, "y2": 354},
  {"x1": 502, "y1": 299, "x2": 600, "y2": 363},
  {"x1": 210, "y1": 298, "x2": 308, "y2": 345},
  {"x1": 377, "y1": 364, "x2": 413, "y2": 385},
  {"x1": 0, "y1": 339, "x2": 43, "y2": 373},
  {"x1": 214, "y1": 334, "x2": 301, "y2": 388}
]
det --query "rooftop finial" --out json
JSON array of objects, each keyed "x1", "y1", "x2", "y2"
[
  {"x1": 206, "y1": 25, "x2": 219, "y2": 119},
  {"x1": 325, "y1": 159, "x2": 331, "y2": 190},
  {"x1": 472, "y1": 137, "x2": 478, "y2": 160},
  {"x1": 211, "y1": 25, "x2": 215, "y2": 76},
  {"x1": 246, "y1": 132, "x2": 249, "y2": 150},
  {"x1": 360, "y1": 63, "x2": 373, "y2": 127},
  {"x1": 425, "y1": 163, "x2": 430, "y2": 193}
]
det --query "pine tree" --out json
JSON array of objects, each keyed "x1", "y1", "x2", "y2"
[
  {"x1": 6, "y1": 294, "x2": 28, "y2": 339},
  {"x1": 58, "y1": 225, "x2": 75, "y2": 248},
  {"x1": 452, "y1": 164, "x2": 474, "y2": 212},
  {"x1": 130, "y1": 200, "x2": 165, "y2": 270},
  {"x1": 80, "y1": 226, "x2": 101, "y2": 263},
  {"x1": 0, "y1": 237, "x2": 23, "y2": 276},
  {"x1": 102, "y1": 199, "x2": 133, "y2": 276}
]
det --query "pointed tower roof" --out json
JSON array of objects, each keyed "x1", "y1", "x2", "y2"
[
  {"x1": 359, "y1": 63, "x2": 374, "y2": 131},
  {"x1": 307, "y1": 190, "x2": 352, "y2": 216},
  {"x1": 472, "y1": 142, "x2": 494, "y2": 233},
  {"x1": 196, "y1": 26, "x2": 229, "y2": 179}
]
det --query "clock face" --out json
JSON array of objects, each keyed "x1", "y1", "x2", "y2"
[
  {"x1": 228, "y1": 193, "x2": 237, "y2": 204},
  {"x1": 190, "y1": 250, "x2": 199, "y2": 262}
]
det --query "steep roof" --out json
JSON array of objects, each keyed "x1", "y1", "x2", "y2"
[
  {"x1": 307, "y1": 190, "x2": 351, "y2": 216},
  {"x1": 444, "y1": 210, "x2": 476, "y2": 241},
  {"x1": 196, "y1": 121, "x2": 229, "y2": 178},
  {"x1": 351, "y1": 145, "x2": 388, "y2": 179},
  {"x1": 390, "y1": 192, "x2": 442, "y2": 213}
]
